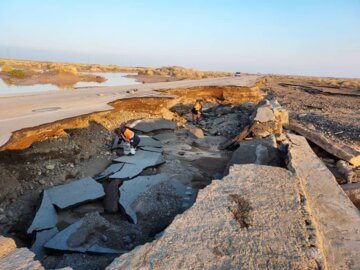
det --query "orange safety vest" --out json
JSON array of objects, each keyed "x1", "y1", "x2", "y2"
[
  {"x1": 122, "y1": 128, "x2": 134, "y2": 142},
  {"x1": 194, "y1": 102, "x2": 202, "y2": 111}
]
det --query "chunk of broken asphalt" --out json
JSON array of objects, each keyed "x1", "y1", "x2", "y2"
[
  {"x1": 44, "y1": 219, "x2": 122, "y2": 254},
  {"x1": 46, "y1": 177, "x2": 105, "y2": 209},
  {"x1": 30, "y1": 227, "x2": 58, "y2": 259},
  {"x1": 113, "y1": 150, "x2": 165, "y2": 169},
  {"x1": 27, "y1": 191, "x2": 58, "y2": 234},
  {"x1": 129, "y1": 118, "x2": 176, "y2": 133},
  {"x1": 95, "y1": 163, "x2": 124, "y2": 180}
]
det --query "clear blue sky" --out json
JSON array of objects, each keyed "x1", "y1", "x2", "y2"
[{"x1": 1, "y1": 0, "x2": 359, "y2": 77}]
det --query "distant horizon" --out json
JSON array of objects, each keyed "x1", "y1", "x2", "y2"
[
  {"x1": 1, "y1": 1, "x2": 359, "y2": 78},
  {"x1": 3, "y1": 54, "x2": 360, "y2": 80}
]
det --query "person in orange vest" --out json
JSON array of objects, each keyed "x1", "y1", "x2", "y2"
[
  {"x1": 114, "y1": 125, "x2": 140, "y2": 155},
  {"x1": 191, "y1": 99, "x2": 202, "y2": 124}
]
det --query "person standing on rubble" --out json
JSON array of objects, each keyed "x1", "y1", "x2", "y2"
[
  {"x1": 114, "y1": 125, "x2": 140, "y2": 155},
  {"x1": 191, "y1": 99, "x2": 202, "y2": 124}
]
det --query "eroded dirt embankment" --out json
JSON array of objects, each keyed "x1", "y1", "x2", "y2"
[{"x1": 1, "y1": 84, "x2": 263, "y2": 151}]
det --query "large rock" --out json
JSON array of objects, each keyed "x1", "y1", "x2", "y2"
[
  {"x1": 107, "y1": 164, "x2": 322, "y2": 270},
  {"x1": 254, "y1": 106, "x2": 275, "y2": 122},
  {"x1": 0, "y1": 248, "x2": 44, "y2": 270},
  {"x1": 288, "y1": 134, "x2": 360, "y2": 270},
  {"x1": 342, "y1": 182, "x2": 360, "y2": 209},
  {"x1": 251, "y1": 100, "x2": 288, "y2": 138},
  {"x1": 336, "y1": 160, "x2": 357, "y2": 183},
  {"x1": 251, "y1": 105, "x2": 278, "y2": 137},
  {"x1": 27, "y1": 191, "x2": 58, "y2": 234},
  {"x1": 0, "y1": 236, "x2": 16, "y2": 258},
  {"x1": 129, "y1": 118, "x2": 176, "y2": 133},
  {"x1": 46, "y1": 177, "x2": 105, "y2": 209}
]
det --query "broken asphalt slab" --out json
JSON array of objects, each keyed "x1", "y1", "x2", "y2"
[
  {"x1": 30, "y1": 227, "x2": 59, "y2": 259},
  {"x1": 109, "y1": 151, "x2": 166, "y2": 180},
  {"x1": 129, "y1": 118, "x2": 176, "y2": 133},
  {"x1": 95, "y1": 163, "x2": 125, "y2": 180},
  {"x1": 287, "y1": 134, "x2": 360, "y2": 269},
  {"x1": 289, "y1": 120, "x2": 360, "y2": 166},
  {"x1": 46, "y1": 177, "x2": 105, "y2": 209},
  {"x1": 44, "y1": 219, "x2": 122, "y2": 254},
  {"x1": 138, "y1": 146, "x2": 164, "y2": 153},
  {"x1": 138, "y1": 135, "x2": 162, "y2": 148},
  {"x1": 109, "y1": 163, "x2": 144, "y2": 180},
  {"x1": 113, "y1": 149, "x2": 165, "y2": 168},
  {"x1": 27, "y1": 191, "x2": 58, "y2": 234},
  {"x1": 153, "y1": 132, "x2": 176, "y2": 142},
  {"x1": 44, "y1": 221, "x2": 100, "y2": 253}
]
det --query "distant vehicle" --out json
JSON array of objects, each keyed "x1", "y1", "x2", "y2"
[{"x1": 234, "y1": 72, "x2": 241, "y2": 77}]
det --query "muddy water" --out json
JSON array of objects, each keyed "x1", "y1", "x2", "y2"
[{"x1": 0, "y1": 72, "x2": 139, "y2": 94}]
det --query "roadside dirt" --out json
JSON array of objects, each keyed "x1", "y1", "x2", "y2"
[
  {"x1": 126, "y1": 74, "x2": 182, "y2": 84},
  {"x1": 264, "y1": 76, "x2": 360, "y2": 149}
]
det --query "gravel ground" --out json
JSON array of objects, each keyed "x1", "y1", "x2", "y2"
[{"x1": 264, "y1": 77, "x2": 360, "y2": 149}]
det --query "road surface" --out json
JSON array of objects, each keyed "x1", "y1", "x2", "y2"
[{"x1": 0, "y1": 75, "x2": 260, "y2": 148}]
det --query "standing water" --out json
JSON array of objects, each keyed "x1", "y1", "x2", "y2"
[{"x1": 0, "y1": 72, "x2": 140, "y2": 94}]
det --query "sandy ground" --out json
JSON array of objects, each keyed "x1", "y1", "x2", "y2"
[{"x1": 0, "y1": 75, "x2": 260, "y2": 148}]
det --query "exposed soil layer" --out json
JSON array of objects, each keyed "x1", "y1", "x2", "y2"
[{"x1": 2, "y1": 85, "x2": 263, "y2": 151}]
